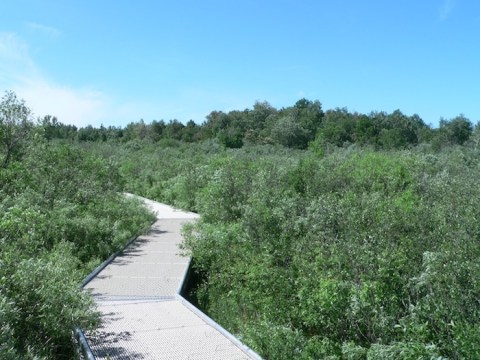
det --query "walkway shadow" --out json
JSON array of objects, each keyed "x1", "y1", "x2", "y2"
[
  {"x1": 88, "y1": 309, "x2": 147, "y2": 359},
  {"x1": 121, "y1": 231, "x2": 170, "y2": 252},
  {"x1": 88, "y1": 329, "x2": 145, "y2": 360},
  {"x1": 106, "y1": 232, "x2": 173, "y2": 265},
  {"x1": 148, "y1": 229, "x2": 168, "y2": 235}
]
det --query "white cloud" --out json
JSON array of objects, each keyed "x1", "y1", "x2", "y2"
[
  {"x1": 0, "y1": 31, "x2": 112, "y2": 127},
  {"x1": 0, "y1": 32, "x2": 37, "y2": 79},
  {"x1": 0, "y1": 31, "x2": 251, "y2": 127},
  {"x1": 439, "y1": 0, "x2": 455, "y2": 20},
  {"x1": 13, "y1": 78, "x2": 108, "y2": 127},
  {"x1": 26, "y1": 22, "x2": 61, "y2": 38}
]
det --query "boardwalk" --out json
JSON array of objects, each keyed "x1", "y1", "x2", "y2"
[{"x1": 82, "y1": 197, "x2": 261, "y2": 360}]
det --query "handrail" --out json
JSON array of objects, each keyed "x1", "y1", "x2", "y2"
[{"x1": 74, "y1": 327, "x2": 96, "y2": 360}]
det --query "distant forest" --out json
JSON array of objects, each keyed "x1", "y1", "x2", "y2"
[
  {"x1": 2, "y1": 90, "x2": 480, "y2": 359},
  {"x1": 41, "y1": 98, "x2": 475, "y2": 151}
]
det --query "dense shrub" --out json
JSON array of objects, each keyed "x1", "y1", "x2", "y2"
[
  {"x1": 1, "y1": 136, "x2": 153, "y2": 358},
  {"x1": 177, "y1": 147, "x2": 480, "y2": 359}
]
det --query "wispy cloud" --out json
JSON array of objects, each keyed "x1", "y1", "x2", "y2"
[
  {"x1": 0, "y1": 32, "x2": 36, "y2": 72},
  {"x1": 26, "y1": 21, "x2": 61, "y2": 38},
  {"x1": 0, "y1": 31, "x2": 232, "y2": 127},
  {"x1": 439, "y1": 0, "x2": 455, "y2": 20},
  {"x1": 13, "y1": 77, "x2": 109, "y2": 127},
  {"x1": 0, "y1": 31, "x2": 114, "y2": 127}
]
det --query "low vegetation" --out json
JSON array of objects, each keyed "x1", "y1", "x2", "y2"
[{"x1": 2, "y1": 90, "x2": 480, "y2": 358}]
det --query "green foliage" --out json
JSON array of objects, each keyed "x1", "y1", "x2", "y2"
[
  {"x1": 71, "y1": 127, "x2": 480, "y2": 360},
  {"x1": 315, "y1": 108, "x2": 355, "y2": 147},
  {"x1": 312, "y1": 108, "x2": 427, "y2": 152},
  {"x1": 271, "y1": 99, "x2": 324, "y2": 149},
  {"x1": 0, "y1": 91, "x2": 33, "y2": 167},
  {"x1": 1, "y1": 243, "x2": 99, "y2": 359},
  {"x1": 176, "y1": 146, "x2": 480, "y2": 359},
  {"x1": 365, "y1": 342, "x2": 443, "y2": 360},
  {"x1": 57, "y1": 125, "x2": 480, "y2": 359},
  {"x1": 0, "y1": 294, "x2": 20, "y2": 360},
  {"x1": 271, "y1": 114, "x2": 310, "y2": 148},
  {"x1": 4, "y1": 90, "x2": 480, "y2": 359},
  {"x1": 0, "y1": 94, "x2": 154, "y2": 358},
  {"x1": 435, "y1": 115, "x2": 473, "y2": 147},
  {"x1": 41, "y1": 115, "x2": 77, "y2": 141}
]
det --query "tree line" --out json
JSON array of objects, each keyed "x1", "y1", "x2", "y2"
[{"x1": 40, "y1": 98, "x2": 475, "y2": 151}]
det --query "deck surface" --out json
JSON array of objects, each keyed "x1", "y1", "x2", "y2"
[{"x1": 83, "y1": 197, "x2": 258, "y2": 360}]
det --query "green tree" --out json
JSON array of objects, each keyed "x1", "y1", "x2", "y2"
[
  {"x1": 40, "y1": 115, "x2": 62, "y2": 140},
  {"x1": 352, "y1": 113, "x2": 378, "y2": 145},
  {"x1": 292, "y1": 98, "x2": 324, "y2": 137},
  {"x1": 181, "y1": 120, "x2": 200, "y2": 142},
  {"x1": 148, "y1": 119, "x2": 166, "y2": 141},
  {"x1": 373, "y1": 110, "x2": 426, "y2": 149},
  {"x1": 164, "y1": 119, "x2": 185, "y2": 140},
  {"x1": 439, "y1": 114, "x2": 473, "y2": 145},
  {"x1": 271, "y1": 99, "x2": 324, "y2": 149},
  {"x1": 0, "y1": 91, "x2": 33, "y2": 167},
  {"x1": 315, "y1": 108, "x2": 355, "y2": 147},
  {"x1": 271, "y1": 114, "x2": 310, "y2": 148}
]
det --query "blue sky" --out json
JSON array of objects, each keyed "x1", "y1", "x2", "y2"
[{"x1": 0, "y1": 0, "x2": 479, "y2": 127}]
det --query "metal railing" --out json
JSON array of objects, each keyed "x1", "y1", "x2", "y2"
[{"x1": 74, "y1": 327, "x2": 96, "y2": 360}]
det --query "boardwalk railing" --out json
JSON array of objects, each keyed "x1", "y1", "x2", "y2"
[{"x1": 74, "y1": 328, "x2": 95, "y2": 360}]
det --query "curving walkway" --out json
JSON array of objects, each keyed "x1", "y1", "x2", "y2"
[{"x1": 82, "y1": 196, "x2": 261, "y2": 360}]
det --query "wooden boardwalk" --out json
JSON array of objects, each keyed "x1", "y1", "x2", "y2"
[{"x1": 81, "y1": 197, "x2": 261, "y2": 360}]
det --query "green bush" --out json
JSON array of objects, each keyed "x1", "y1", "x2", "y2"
[
  {"x1": 180, "y1": 146, "x2": 480, "y2": 359},
  {"x1": 0, "y1": 137, "x2": 153, "y2": 358}
]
